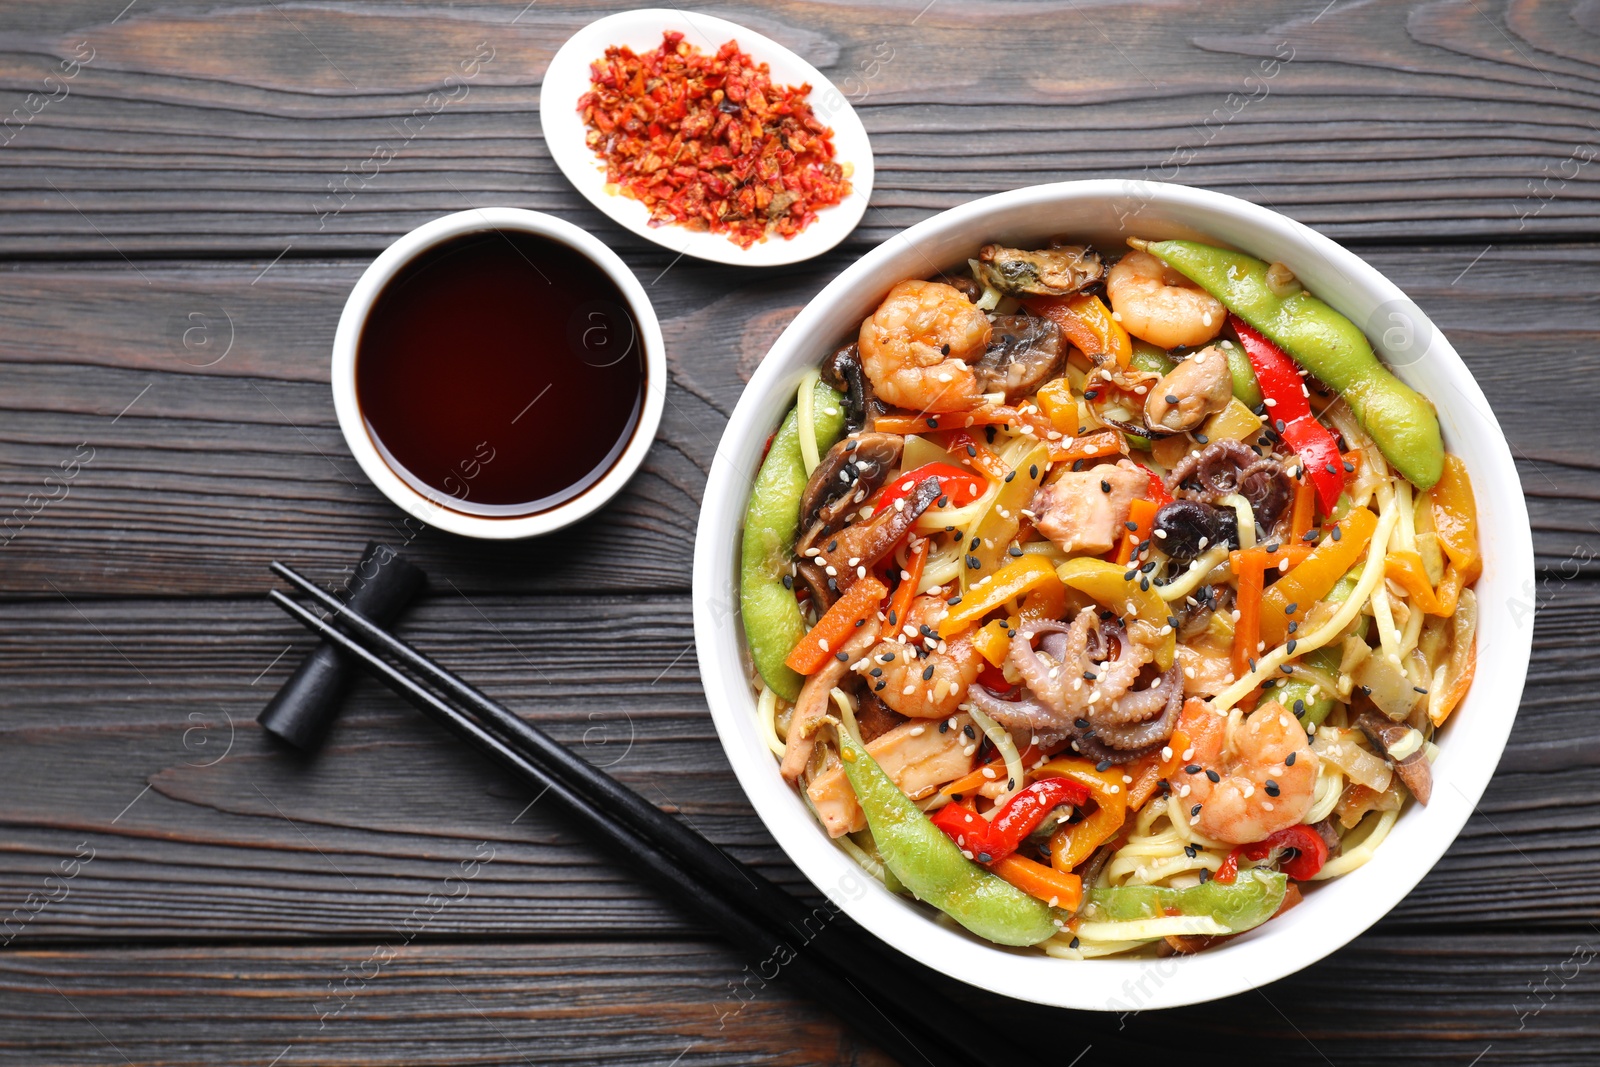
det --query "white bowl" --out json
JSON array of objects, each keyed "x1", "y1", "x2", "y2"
[
  {"x1": 540, "y1": 8, "x2": 874, "y2": 267},
  {"x1": 332, "y1": 207, "x2": 665, "y2": 540},
  {"x1": 692, "y1": 180, "x2": 1534, "y2": 1009}
]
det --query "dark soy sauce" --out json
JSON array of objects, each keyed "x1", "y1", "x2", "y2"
[{"x1": 356, "y1": 230, "x2": 644, "y2": 517}]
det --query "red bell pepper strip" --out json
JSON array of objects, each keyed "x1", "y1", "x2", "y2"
[
  {"x1": 1136, "y1": 463, "x2": 1173, "y2": 506},
  {"x1": 1231, "y1": 316, "x2": 1346, "y2": 513},
  {"x1": 1214, "y1": 824, "x2": 1330, "y2": 884},
  {"x1": 930, "y1": 777, "x2": 1091, "y2": 864},
  {"x1": 874, "y1": 462, "x2": 987, "y2": 513}
]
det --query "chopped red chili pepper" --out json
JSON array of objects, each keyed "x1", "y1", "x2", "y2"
[
  {"x1": 577, "y1": 32, "x2": 851, "y2": 249},
  {"x1": 1214, "y1": 824, "x2": 1330, "y2": 884}
]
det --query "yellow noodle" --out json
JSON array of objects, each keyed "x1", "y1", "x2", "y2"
[
  {"x1": 1159, "y1": 545, "x2": 1232, "y2": 602},
  {"x1": 1311, "y1": 806, "x2": 1400, "y2": 880},
  {"x1": 758, "y1": 684, "x2": 788, "y2": 759}
]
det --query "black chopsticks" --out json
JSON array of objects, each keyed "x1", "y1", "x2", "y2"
[{"x1": 268, "y1": 563, "x2": 1006, "y2": 1067}]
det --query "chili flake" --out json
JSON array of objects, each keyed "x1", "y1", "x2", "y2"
[{"x1": 577, "y1": 31, "x2": 851, "y2": 248}]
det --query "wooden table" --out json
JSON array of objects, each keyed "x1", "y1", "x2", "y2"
[{"x1": 2, "y1": 1, "x2": 1596, "y2": 1063}]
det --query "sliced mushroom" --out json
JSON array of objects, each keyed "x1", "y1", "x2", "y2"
[
  {"x1": 1144, "y1": 345, "x2": 1233, "y2": 433},
  {"x1": 798, "y1": 432, "x2": 904, "y2": 532},
  {"x1": 972, "y1": 243, "x2": 1103, "y2": 297},
  {"x1": 973, "y1": 315, "x2": 1064, "y2": 402},
  {"x1": 815, "y1": 476, "x2": 941, "y2": 594},
  {"x1": 933, "y1": 272, "x2": 984, "y2": 304},
  {"x1": 1355, "y1": 711, "x2": 1432, "y2": 805},
  {"x1": 1153, "y1": 499, "x2": 1239, "y2": 561},
  {"x1": 821, "y1": 343, "x2": 872, "y2": 434}
]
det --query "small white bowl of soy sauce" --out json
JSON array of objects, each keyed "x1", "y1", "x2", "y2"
[{"x1": 331, "y1": 208, "x2": 665, "y2": 539}]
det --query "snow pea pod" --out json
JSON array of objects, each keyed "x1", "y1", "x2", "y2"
[
  {"x1": 834, "y1": 724, "x2": 1058, "y2": 947},
  {"x1": 739, "y1": 379, "x2": 848, "y2": 701},
  {"x1": 1139, "y1": 239, "x2": 1444, "y2": 490},
  {"x1": 1084, "y1": 869, "x2": 1287, "y2": 933}
]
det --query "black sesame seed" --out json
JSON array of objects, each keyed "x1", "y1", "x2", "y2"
[
  {"x1": 970, "y1": 536, "x2": 981, "y2": 551},
  {"x1": 967, "y1": 554, "x2": 982, "y2": 569},
  {"x1": 941, "y1": 343, "x2": 951, "y2": 355},
  {"x1": 1280, "y1": 664, "x2": 1294, "y2": 674},
  {"x1": 1344, "y1": 461, "x2": 1355, "y2": 473},
  {"x1": 1101, "y1": 480, "x2": 1112, "y2": 493},
  {"x1": 964, "y1": 724, "x2": 976, "y2": 739},
  {"x1": 869, "y1": 667, "x2": 883, "y2": 677},
  {"x1": 1009, "y1": 545, "x2": 1024, "y2": 557},
  {"x1": 1285, "y1": 752, "x2": 1296, "y2": 765},
  {"x1": 922, "y1": 664, "x2": 936, "y2": 681},
  {"x1": 1140, "y1": 577, "x2": 1150, "y2": 591},
  {"x1": 1198, "y1": 869, "x2": 1212, "y2": 884},
  {"x1": 1292, "y1": 699, "x2": 1305, "y2": 717},
  {"x1": 1265, "y1": 542, "x2": 1280, "y2": 553},
  {"x1": 1265, "y1": 780, "x2": 1280, "y2": 797},
  {"x1": 1084, "y1": 390, "x2": 1100, "y2": 400},
  {"x1": 1205, "y1": 769, "x2": 1221, "y2": 783},
  {"x1": 855, "y1": 617, "x2": 866, "y2": 627},
  {"x1": 1285, "y1": 602, "x2": 1299, "y2": 615},
  {"x1": 919, "y1": 624, "x2": 934, "y2": 637},
  {"x1": 966, "y1": 444, "x2": 977, "y2": 457},
  {"x1": 827, "y1": 577, "x2": 839, "y2": 592},
  {"x1": 1325, "y1": 462, "x2": 1339, "y2": 475},
  {"x1": 874, "y1": 681, "x2": 886, "y2": 691},
  {"x1": 836, "y1": 651, "x2": 849, "y2": 662},
  {"x1": 1165, "y1": 394, "x2": 1179, "y2": 405},
  {"x1": 1072, "y1": 459, "x2": 1089, "y2": 471},
  {"x1": 937, "y1": 495, "x2": 950, "y2": 508},
  {"x1": 1302, "y1": 530, "x2": 1318, "y2": 542},
  {"x1": 977, "y1": 852, "x2": 992, "y2": 863},
  {"x1": 1030, "y1": 464, "x2": 1039, "y2": 479},
  {"x1": 781, "y1": 574, "x2": 793, "y2": 589},
  {"x1": 1191, "y1": 804, "x2": 1203, "y2": 817},
  {"x1": 1004, "y1": 470, "x2": 1016, "y2": 483},
  {"x1": 1195, "y1": 433, "x2": 1209, "y2": 444},
  {"x1": 1097, "y1": 760, "x2": 1112, "y2": 772},
  {"x1": 1185, "y1": 764, "x2": 1202, "y2": 775},
  {"x1": 881, "y1": 652, "x2": 896, "y2": 662},
  {"x1": 948, "y1": 595, "x2": 963, "y2": 606},
  {"x1": 1287, "y1": 621, "x2": 1298, "y2": 634},
  {"x1": 1075, "y1": 717, "x2": 1091, "y2": 729},
  {"x1": 1332, "y1": 526, "x2": 1342, "y2": 541},
  {"x1": 939, "y1": 721, "x2": 949, "y2": 733},
  {"x1": 1124, "y1": 568, "x2": 1137, "y2": 580},
  {"x1": 1184, "y1": 845, "x2": 1198, "y2": 858},
  {"x1": 1275, "y1": 418, "x2": 1287, "y2": 433},
  {"x1": 887, "y1": 610, "x2": 898, "y2": 627},
  {"x1": 1287, "y1": 639, "x2": 1298, "y2": 654},
  {"x1": 985, "y1": 425, "x2": 997, "y2": 443}
]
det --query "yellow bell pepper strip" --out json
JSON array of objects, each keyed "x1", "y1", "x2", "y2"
[
  {"x1": 1018, "y1": 579, "x2": 1067, "y2": 626},
  {"x1": 1259, "y1": 505, "x2": 1378, "y2": 647},
  {"x1": 1433, "y1": 589, "x2": 1477, "y2": 727},
  {"x1": 1125, "y1": 729, "x2": 1188, "y2": 811},
  {"x1": 1025, "y1": 293, "x2": 1132, "y2": 368},
  {"x1": 1039, "y1": 757, "x2": 1128, "y2": 872},
  {"x1": 960, "y1": 442, "x2": 1049, "y2": 593},
  {"x1": 1113, "y1": 498, "x2": 1160, "y2": 567},
  {"x1": 939, "y1": 553, "x2": 1063, "y2": 639},
  {"x1": 834, "y1": 725, "x2": 1058, "y2": 946},
  {"x1": 972, "y1": 618, "x2": 1011, "y2": 667},
  {"x1": 1054, "y1": 557, "x2": 1175, "y2": 670},
  {"x1": 990, "y1": 854, "x2": 1083, "y2": 911},
  {"x1": 885, "y1": 537, "x2": 929, "y2": 631},
  {"x1": 1231, "y1": 549, "x2": 1267, "y2": 682},
  {"x1": 1384, "y1": 551, "x2": 1446, "y2": 616},
  {"x1": 784, "y1": 577, "x2": 888, "y2": 676},
  {"x1": 1034, "y1": 377, "x2": 1080, "y2": 436},
  {"x1": 1428, "y1": 454, "x2": 1480, "y2": 616}
]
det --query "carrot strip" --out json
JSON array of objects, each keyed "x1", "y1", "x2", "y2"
[
  {"x1": 872, "y1": 412, "x2": 947, "y2": 435},
  {"x1": 1290, "y1": 479, "x2": 1315, "y2": 541},
  {"x1": 990, "y1": 853, "x2": 1083, "y2": 910},
  {"x1": 1114, "y1": 498, "x2": 1160, "y2": 566},
  {"x1": 1050, "y1": 429, "x2": 1123, "y2": 465},
  {"x1": 941, "y1": 429, "x2": 1010, "y2": 481},
  {"x1": 885, "y1": 538, "x2": 929, "y2": 631},
  {"x1": 784, "y1": 577, "x2": 888, "y2": 675},
  {"x1": 1232, "y1": 549, "x2": 1267, "y2": 681}
]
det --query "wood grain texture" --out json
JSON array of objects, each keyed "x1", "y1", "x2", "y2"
[
  {"x1": 0, "y1": 0, "x2": 1597, "y2": 257},
  {"x1": 1, "y1": 934, "x2": 1595, "y2": 1066},
  {"x1": 0, "y1": 242, "x2": 1597, "y2": 598},
  {"x1": 0, "y1": 577, "x2": 1590, "y2": 945},
  {"x1": 3, "y1": 1, "x2": 1599, "y2": 1062}
]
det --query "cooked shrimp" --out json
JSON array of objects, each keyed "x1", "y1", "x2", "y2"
[
  {"x1": 855, "y1": 594, "x2": 983, "y2": 718},
  {"x1": 858, "y1": 279, "x2": 992, "y2": 413},
  {"x1": 1180, "y1": 700, "x2": 1318, "y2": 845},
  {"x1": 1106, "y1": 250, "x2": 1226, "y2": 350}
]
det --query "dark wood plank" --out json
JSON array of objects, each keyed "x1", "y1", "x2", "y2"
[
  {"x1": 1, "y1": 242, "x2": 1597, "y2": 598},
  {"x1": 1, "y1": 933, "x2": 1594, "y2": 1066},
  {"x1": 0, "y1": 575, "x2": 1593, "y2": 944},
  {"x1": 0, "y1": 0, "x2": 1597, "y2": 257}
]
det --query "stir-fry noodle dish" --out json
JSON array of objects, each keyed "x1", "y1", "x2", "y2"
[{"x1": 738, "y1": 235, "x2": 1480, "y2": 957}]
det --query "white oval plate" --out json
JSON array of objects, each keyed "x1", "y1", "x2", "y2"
[{"x1": 540, "y1": 8, "x2": 874, "y2": 267}]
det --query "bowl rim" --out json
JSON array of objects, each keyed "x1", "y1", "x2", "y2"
[
  {"x1": 331, "y1": 207, "x2": 666, "y2": 540},
  {"x1": 692, "y1": 179, "x2": 1535, "y2": 1009},
  {"x1": 539, "y1": 6, "x2": 875, "y2": 268}
]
